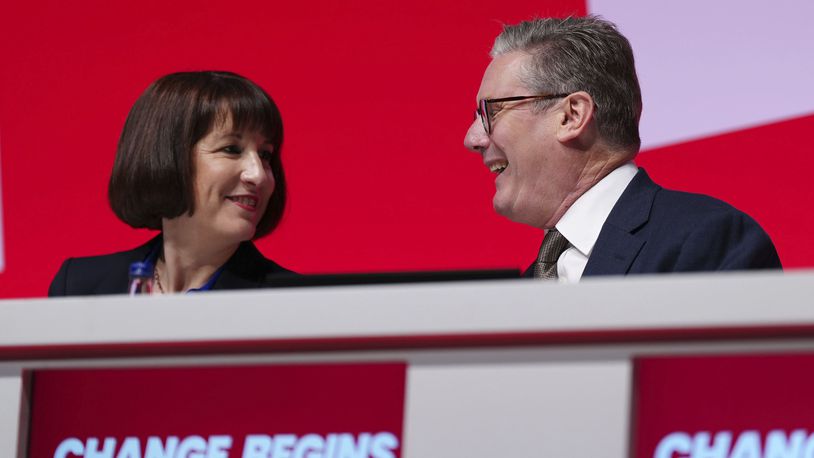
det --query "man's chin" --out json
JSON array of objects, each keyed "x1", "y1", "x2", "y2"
[
  {"x1": 492, "y1": 197, "x2": 509, "y2": 218},
  {"x1": 493, "y1": 198, "x2": 520, "y2": 223},
  {"x1": 494, "y1": 199, "x2": 548, "y2": 229}
]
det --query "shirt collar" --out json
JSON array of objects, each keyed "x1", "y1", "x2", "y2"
[{"x1": 556, "y1": 162, "x2": 639, "y2": 257}]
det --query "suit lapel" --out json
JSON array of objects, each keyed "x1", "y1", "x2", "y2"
[
  {"x1": 582, "y1": 225, "x2": 645, "y2": 276},
  {"x1": 583, "y1": 169, "x2": 659, "y2": 277},
  {"x1": 96, "y1": 236, "x2": 161, "y2": 295},
  {"x1": 212, "y1": 242, "x2": 265, "y2": 290},
  {"x1": 214, "y1": 268, "x2": 262, "y2": 289}
]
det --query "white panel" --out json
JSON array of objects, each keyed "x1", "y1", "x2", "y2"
[
  {"x1": 403, "y1": 360, "x2": 630, "y2": 457},
  {"x1": 4, "y1": 270, "x2": 814, "y2": 457},
  {"x1": 0, "y1": 370, "x2": 22, "y2": 457},
  {"x1": 2, "y1": 270, "x2": 811, "y2": 348},
  {"x1": 588, "y1": 0, "x2": 814, "y2": 149}
]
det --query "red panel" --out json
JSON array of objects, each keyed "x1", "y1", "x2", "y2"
[
  {"x1": 28, "y1": 363, "x2": 406, "y2": 458},
  {"x1": 637, "y1": 114, "x2": 814, "y2": 269},
  {"x1": 0, "y1": 0, "x2": 585, "y2": 298},
  {"x1": 633, "y1": 353, "x2": 814, "y2": 458}
]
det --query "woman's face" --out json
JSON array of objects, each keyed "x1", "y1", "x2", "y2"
[{"x1": 183, "y1": 114, "x2": 276, "y2": 245}]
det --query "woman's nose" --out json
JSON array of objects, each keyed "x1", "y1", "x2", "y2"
[{"x1": 240, "y1": 151, "x2": 270, "y2": 187}]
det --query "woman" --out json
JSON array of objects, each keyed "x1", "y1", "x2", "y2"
[{"x1": 49, "y1": 71, "x2": 293, "y2": 295}]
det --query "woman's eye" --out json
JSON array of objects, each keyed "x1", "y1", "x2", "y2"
[
  {"x1": 223, "y1": 145, "x2": 242, "y2": 154},
  {"x1": 260, "y1": 150, "x2": 274, "y2": 164}
]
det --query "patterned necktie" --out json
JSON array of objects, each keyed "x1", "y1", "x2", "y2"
[{"x1": 533, "y1": 229, "x2": 569, "y2": 280}]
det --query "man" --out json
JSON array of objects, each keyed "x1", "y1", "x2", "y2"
[{"x1": 464, "y1": 16, "x2": 781, "y2": 281}]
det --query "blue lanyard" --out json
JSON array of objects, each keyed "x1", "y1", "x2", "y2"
[{"x1": 144, "y1": 243, "x2": 224, "y2": 293}]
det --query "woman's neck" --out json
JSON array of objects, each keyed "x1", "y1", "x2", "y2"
[{"x1": 157, "y1": 224, "x2": 240, "y2": 293}]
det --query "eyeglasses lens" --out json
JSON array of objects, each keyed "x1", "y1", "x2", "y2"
[{"x1": 480, "y1": 100, "x2": 490, "y2": 134}]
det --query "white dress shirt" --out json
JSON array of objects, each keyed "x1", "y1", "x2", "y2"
[{"x1": 554, "y1": 162, "x2": 639, "y2": 283}]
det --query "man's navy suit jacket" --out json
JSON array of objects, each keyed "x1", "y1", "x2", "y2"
[{"x1": 527, "y1": 169, "x2": 781, "y2": 277}]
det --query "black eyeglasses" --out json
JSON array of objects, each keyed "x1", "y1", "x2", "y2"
[{"x1": 474, "y1": 94, "x2": 569, "y2": 135}]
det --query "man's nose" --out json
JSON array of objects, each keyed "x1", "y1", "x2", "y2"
[{"x1": 464, "y1": 117, "x2": 489, "y2": 154}]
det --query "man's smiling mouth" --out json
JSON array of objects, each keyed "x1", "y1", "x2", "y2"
[{"x1": 489, "y1": 161, "x2": 508, "y2": 174}]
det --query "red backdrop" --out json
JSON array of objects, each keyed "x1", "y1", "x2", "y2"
[
  {"x1": 1, "y1": 0, "x2": 809, "y2": 298},
  {"x1": 28, "y1": 363, "x2": 406, "y2": 458}
]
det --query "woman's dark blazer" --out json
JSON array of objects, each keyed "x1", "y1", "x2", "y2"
[{"x1": 48, "y1": 236, "x2": 294, "y2": 296}]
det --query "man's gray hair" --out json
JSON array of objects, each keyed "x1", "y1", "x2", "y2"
[{"x1": 492, "y1": 16, "x2": 642, "y2": 151}]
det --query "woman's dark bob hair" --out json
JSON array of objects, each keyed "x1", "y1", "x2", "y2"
[{"x1": 108, "y1": 71, "x2": 285, "y2": 239}]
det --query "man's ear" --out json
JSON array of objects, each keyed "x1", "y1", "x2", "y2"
[{"x1": 556, "y1": 91, "x2": 595, "y2": 143}]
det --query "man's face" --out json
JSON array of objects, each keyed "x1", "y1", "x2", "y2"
[{"x1": 464, "y1": 51, "x2": 585, "y2": 229}]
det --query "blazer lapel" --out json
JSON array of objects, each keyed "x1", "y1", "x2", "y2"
[
  {"x1": 583, "y1": 168, "x2": 659, "y2": 277},
  {"x1": 98, "y1": 236, "x2": 161, "y2": 295},
  {"x1": 212, "y1": 242, "x2": 266, "y2": 290},
  {"x1": 214, "y1": 268, "x2": 263, "y2": 289},
  {"x1": 583, "y1": 225, "x2": 645, "y2": 276}
]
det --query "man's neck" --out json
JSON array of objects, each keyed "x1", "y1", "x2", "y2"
[{"x1": 543, "y1": 148, "x2": 635, "y2": 229}]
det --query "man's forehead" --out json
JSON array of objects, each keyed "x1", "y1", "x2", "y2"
[{"x1": 477, "y1": 51, "x2": 531, "y2": 100}]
